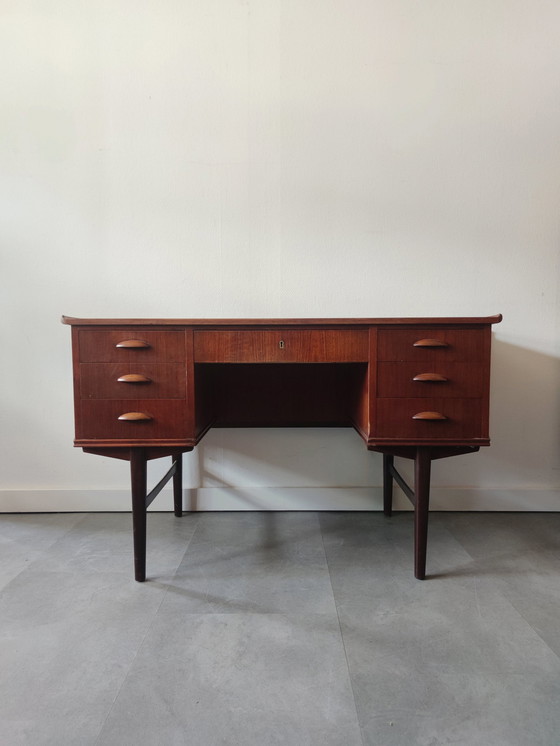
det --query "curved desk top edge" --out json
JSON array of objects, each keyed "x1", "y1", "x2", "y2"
[{"x1": 62, "y1": 314, "x2": 503, "y2": 327}]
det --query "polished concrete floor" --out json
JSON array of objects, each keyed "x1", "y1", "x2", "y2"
[{"x1": 1, "y1": 510, "x2": 560, "y2": 745}]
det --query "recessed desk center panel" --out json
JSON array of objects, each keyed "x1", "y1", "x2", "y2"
[{"x1": 63, "y1": 315, "x2": 502, "y2": 581}]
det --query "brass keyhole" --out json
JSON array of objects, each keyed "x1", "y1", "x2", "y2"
[{"x1": 279, "y1": 340, "x2": 285, "y2": 349}]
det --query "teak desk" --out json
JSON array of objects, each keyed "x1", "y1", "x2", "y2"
[{"x1": 62, "y1": 315, "x2": 502, "y2": 581}]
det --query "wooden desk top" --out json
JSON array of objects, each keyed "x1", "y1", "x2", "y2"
[{"x1": 62, "y1": 315, "x2": 502, "y2": 327}]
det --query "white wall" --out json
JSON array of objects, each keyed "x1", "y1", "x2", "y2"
[{"x1": 1, "y1": 1, "x2": 559, "y2": 512}]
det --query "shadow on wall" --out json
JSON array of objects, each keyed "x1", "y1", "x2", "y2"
[{"x1": 487, "y1": 338, "x2": 560, "y2": 485}]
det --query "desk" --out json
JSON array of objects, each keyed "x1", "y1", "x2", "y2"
[{"x1": 62, "y1": 315, "x2": 502, "y2": 581}]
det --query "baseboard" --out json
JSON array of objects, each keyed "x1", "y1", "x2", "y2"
[{"x1": 0, "y1": 486, "x2": 559, "y2": 512}]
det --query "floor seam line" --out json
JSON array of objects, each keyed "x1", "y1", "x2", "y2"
[{"x1": 319, "y1": 513, "x2": 366, "y2": 746}]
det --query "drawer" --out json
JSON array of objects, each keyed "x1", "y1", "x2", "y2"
[
  {"x1": 377, "y1": 362, "x2": 484, "y2": 398},
  {"x1": 375, "y1": 398, "x2": 484, "y2": 440},
  {"x1": 377, "y1": 329, "x2": 486, "y2": 362},
  {"x1": 78, "y1": 400, "x2": 188, "y2": 440},
  {"x1": 78, "y1": 330, "x2": 186, "y2": 363},
  {"x1": 79, "y1": 363, "x2": 186, "y2": 400},
  {"x1": 194, "y1": 330, "x2": 369, "y2": 362}
]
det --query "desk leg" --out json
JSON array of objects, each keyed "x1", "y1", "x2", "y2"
[
  {"x1": 383, "y1": 454, "x2": 394, "y2": 516},
  {"x1": 173, "y1": 452, "x2": 183, "y2": 517},
  {"x1": 130, "y1": 448, "x2": 147, "y2": 582},
  {"x1": 414, "y1": 447, "x2": 432, "y2": 580}
]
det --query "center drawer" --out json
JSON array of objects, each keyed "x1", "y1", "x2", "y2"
[{"x1": 194, "y1": 330, "x2": 369, "y2": 363}]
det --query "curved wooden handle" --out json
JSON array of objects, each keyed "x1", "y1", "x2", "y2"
[
  {"x1": 412, "y1": 411, "x2": 448, "y2": 420},
  {"x1": 115, "y1": 339, "x2": 151, "y2": 349},
  {"x1": 118, "y1": 412, "x2": 153, "y2": 421},
  {"x1": 117, "y1": 374, "x2": 152, "y2": 383},
  {"x1": 412, "y1": 373, "x2": 449, "y2": 382},
  {"x1": 413, "y1": 338, "x2": 448, "y2": 348}
]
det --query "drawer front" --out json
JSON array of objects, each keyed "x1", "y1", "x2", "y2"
[
  {"x1": 78, "y1": 330, "x2": 186, "y2": 363},
  {"x1": 377, "y1": 362, "x2": 484, "y2": 398},
  {"x1": 79, "y1": 363, "x2": 186, "y2": 400},
  {"x1": 78, "y1": 400, "x2": 188, "y2": 440},
  {"x1": 375, "y1": 398, "x2": 484, "y2": 440},
  {"x1": 377, "y1": 329, "x2": 486, "y2": 362},
  {"x1": 194, "y1": 330, "x2": 369, "y2": 363}
]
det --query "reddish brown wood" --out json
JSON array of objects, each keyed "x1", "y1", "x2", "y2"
[
  {"x1": 367, "y1": 327, "x2": 377, "y2": 446},
  {"x1": 78, "y1": 330, "x2": 186, "y2": 362},
  {"x1": 377, "y1": 362, "x2": 484, "y2": 398},
  {"x1": 378, "y1": 328, "x2": 487, "y2": 362},
  {"x1": 62, "y1": 314, "x2": 503, "y2": 327},
  {"x1": 369, "y1": 436, "x2": 490, "y2": 447},
  {"x1": 70, "y1": 326, "x2": 82, "y2": 436},
  {"x1": 478, "y1": 325, "x2": 493, "y2": 445},
  {"x1": 348, "y1": 356, "x2": 370, "y2": 440},
  {"x1": 194, "y1": 329, "x2": 369, "y2": 363},
  {"x1": 63, "y1": 314, "x2": 502, "y2": 582},
  {"x1": 80, "y1": 363, "x2": 185, "y2": 399},
  {"x1": 79, "y1": 400, "x2": 188, "y2": 440},
  {"x1": 375, "y1": 398, "x2": 484, "y2": 440},
  {"x1": 83, "y1": 446, "x2": 193, "y2": 461},
  {"x1": 193, "y1": 362, "x2": 216, "y2": 440},
  {"x1": 184, "y1": 329, "x2": 197, "y2": 442}
]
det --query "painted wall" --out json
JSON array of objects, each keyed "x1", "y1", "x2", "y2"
[{"x1": 1, "y1": 1, "x2": 559, "y2": 512}]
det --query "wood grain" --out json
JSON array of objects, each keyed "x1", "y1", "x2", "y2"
[
  {"x1": 375, "y1": 398, "x2": 485, "y2": 440},
  {"x1": 78, "y1": 400, "x2": 189, "y2": 441},
  {"x1": 378, "y1": 329, "x2": 487, "y2": 362},
  {"x1": 377, "y1": 362, "x2": 484, "y2": 398},
  {"x1": 62, "y1": 314, "x2": 503, "y2": 327},
  {"x1": 78, "y1": 330, "x2": 186, "y2": 362},
  {"x1": 80, "y1": 363, "x2": 186, "y2": 399},
  {"x1": 193, "y1": 330, "x2": 369, "y2": 363}
]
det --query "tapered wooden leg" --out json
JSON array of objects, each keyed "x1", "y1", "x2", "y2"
[
  {"x1": 414, "y1": 447, "x2": 432, "y2": 580},
  {"x1": 130, "y1": 448, "x2": 148, "y2": 582},
  {"x1": 173, "y1": 452, "x2": 183, "y2": 517},
  {"x1": 382, "y1": 454, "x2": 394, "y2": 516}
]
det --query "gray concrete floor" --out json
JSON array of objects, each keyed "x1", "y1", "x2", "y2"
[{"x1": 1, "y1": 511, "x2": 560, "y2": 745}]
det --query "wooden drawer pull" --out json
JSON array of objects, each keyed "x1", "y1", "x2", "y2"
[
  {"x1": 412, "y1": 411, "x2": 448, "y2": 421},
  {"x1": 115, "y1": 339, "x2": 151, "y2": 349},
  {"x1": 118, "y1": 412, "x2": 153, "y2": 422},
  {"x1": 413, "y1": 338, "x2": 449, "y2": 348},
  {"x1": 412, "y1": 373, "x2": 449, "y2": 382},
  {"x1": 117, "y1": 374, "x2": 152, "y2": 384}
]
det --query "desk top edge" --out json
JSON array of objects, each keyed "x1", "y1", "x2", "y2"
[{"x1": 61, "y1": 314, "x2": 503, "y2": 327}]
